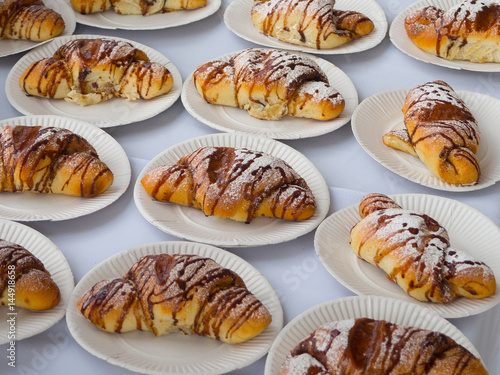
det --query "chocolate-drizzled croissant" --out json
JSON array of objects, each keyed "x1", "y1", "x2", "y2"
[
  {"x1": 70, "y1": 0, "x2": 206, "y2": 15},
  {"x1": 19, "y1": 38, "x2": 174, "y2": 106},
  {"x1": 251, "y1": 0, "x2": 374, "y2": 49},
  {"x1": 0, "y1": 240, "x2": 60, "y2": 311},
  {"x1": 78, "y1": 254, "x2": 272, "y2": 344},
  {"x1": 280, "y1": 318, "x2": 488, "y2": 375},
  {"x1": 0, "y1": 125, "x2": 113, "y2": 197},
  {"x1": 350, "y1": 193, "x2": 496, "y2": 303},
  {"x1": 383, "y1": 80, "x2": 481, "y2": 185},
  {"x1": 193, "y1": 48, "x2": 345, "y2": 120},
  {"x1": 141, "y1": 146, "x2": 316, "y2": 223},
  {"x1": 0, "y1": 0, "x2": 65, "y2": 42},
  {"x1": 405, "y1": 0, "x2": 500, "y2": 63}
]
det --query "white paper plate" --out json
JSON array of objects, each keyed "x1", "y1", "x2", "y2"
[
  {"x1": 181, "y1": 49, "x2": 358, "y2": 139},
  {"x1": 314, "y1": 193, "x2": 500, "y2": 319},
  {"x1": 134, "y1": 133, "x2": 330, "y2": 247},
  {"x1": 351, "y1": 88, "x2": 500, "y2": 191},
  {"x1": 0, "y1": 0, "x2": 76, "y2": 58},
  {"x1": 66, "y1": 0, "x2": 221, "y2": 30},
  {"x1": 67, "y1": 241, "x2": 283, "y2": 375},
  {"x1": 265, "y1": 295, "x2": 485, "y2": 375},
  {"x1": 6, "y1": 34, "x2": 182, "y2": 128},
  {"x1": 0, "y1": 219, "x2": 74, "y2": 344},
  {"x1": 224, "y1": 0, "x2": 387, "y2": 55},
  {"x1": 0, "y1": 115, "x2": 131, "y2": 221},
  {"x1": 390, "y1": 0, "x2": 500, "y2": 72}
]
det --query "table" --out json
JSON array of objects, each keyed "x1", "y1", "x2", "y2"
[{"x1": 0, "y1": 0, "x2": 499, "y2": 374}]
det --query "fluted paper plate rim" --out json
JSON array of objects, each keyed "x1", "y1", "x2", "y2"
[
  {"x1": 224, "y1": 0, "x2": 388, "y2": 55},
  {"x1": 351, "y1": 88, "x2": 500, "y2": 191},
  {"x1": 314, "y1": 193, "x2": 500, "y2": 319},
  {"x1": 389, "y1": 0, "x2": 500, "y2": 72},
  {"x1": 5, "y1": 34, "x2": 182, "y2": 128},
  {"x1": 0, "y1": 219, "x2": 74, "y2": 344},
  {"x1": 0, "y1": 0, "x2": 76, "y2": 58},
  {"x1": 66, "y1": 241, "x2": 283, "y2": 375},
  {"x1": 265, "y1": 295, "x2": 485, "y2": 375},
  {"x1": 181, "y1": 48, "x2": 358, "y2": 140},
  {"x1": 133, "y1": 132, "x2": 330, "y2": 247},
  {"x1": 0, "y1": 115, "x2": 131, "y2": 221},
  {"x1": 67, "y1": 0, "x2": 221, "y2": 30}
]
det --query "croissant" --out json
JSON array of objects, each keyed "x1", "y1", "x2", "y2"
[
  {"x1": 350, "y1": 193, "x2": 496, "y2": 303},
  {"x1": 141, "y1": 146, "x2": 316, "y2": 223},
  {"x1": 251, "y1": 0, "x2": 374, "y2": 49},
  {"x1": 0, "y1": 240, "x2": 60, "y2": 311},
  {"x1": 19, "y1": 38, "x2": 174, "y2": 106},
  {"x1": 0, "y1": 125, "x2": 113, "y2": 197},
  {"x1": 78, "y1": 253, "x2": 272, "y2": 344},
  {"x1": 383, "y1": 80, "x2": 481, "y2": 185},
  {"x1": 70, "y1": 0, "x2": 206, "y2": 15},
  {"x1": 405, "y1": 0, "x2": 500, "y2": 63},
  {"x1": 279, "y1": 318, "x2": 489, "y2": 375},
  {"x1": 192, "y1": 48, "x2": 345, "y2": 121},
  {"x1": 0, "y1": 0, "x2": 65, "y2": 42}
]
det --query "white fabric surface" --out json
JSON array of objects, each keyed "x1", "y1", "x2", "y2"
[{"x1": 0, "y1": 0, "x2": 499, "y2": 374}]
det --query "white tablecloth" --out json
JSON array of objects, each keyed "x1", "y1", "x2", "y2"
[{"x1": 0, "y1": 0, "x2": 499, "y2": 374}]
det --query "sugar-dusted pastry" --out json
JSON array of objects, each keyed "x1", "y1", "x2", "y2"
[
  {"x1": 405, "y1": 0, "x2": 500, "y2": 63},
  {"x1": 0, "y1": 0, "x2": 65, "y2": 42},
  {"x1": 141, "y1": 146, "x2": 316, "y2": 223},
  {"x1": 280, "y1": 318, "x2": 488, "y2": 375},
  {"x1": 0, "y1": 125, "x2": 113, "y2": 197},
  {"x1": 251, "y1": 0, "x2": 374, "y2": 49},
  {"x1": 78, "y1": 253, "x2": 272, "y2": 344},
  {"x1": 350, "y1": 193, "x2": 496, "y2": 303},
  {"x1": 193, "y1": 48, "x2": 345, "y2": 121},
  {"x1": 19, "y1": 38, "x2": 174, "y2": 106},
  {"x1": 0, "y1": 240, "x2": 60, "y2": 311},
  {"x1": 383, "y1": 80, "x2": 481, "y2": 185},
  {"x1": 70, "y1": 0, "x2": 206, "y2": 15}
]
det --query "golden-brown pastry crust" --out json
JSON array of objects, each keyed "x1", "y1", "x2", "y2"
[
  {"x1": 279, "y1": 318, "x2": 489, "y2": 375},
  {"x1": 70, "y1": 0, "x2": 206, "y2": 15},
  {"x1": 78, "y1": 253, "x2": 272, "y2": 344},
  {"x1": 141, "y1": 146, "x2": 316, "y2": 223},
  {"x1": 0, "y1": 125, "x2": 113, "y2": 197},
  {"x1": 350, "y1": 193, "x2": 496, "y2": 303},
  {"x1": 405, "y1": 0, "x2": 500, "y2": 63},
  {"x1": 251, "y1": 0, "x2": 374, "y2": 49}
]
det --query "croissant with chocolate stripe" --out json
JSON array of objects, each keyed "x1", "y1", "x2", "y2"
[
  {"x1": 0, "y1": 240, "x2": 60, "y2": 311},
  {"x1": 0, "y1": 125, "x2": 113, "y2": 197},
  {"x1": 405, "y1": 0, "x2": 500, "y2": 63},
  {"x1": 280, "y1": 318, "x2": 488, "y2": 375},
  {"x1": 383, "y1": 80, "x2": 481, "y2": 185},
  {"x1": 141, "y1": 146, "x2": 316, "y2": 223},
  {"x1": 70, "y1": 0, "x2": 206, "y2": 15},
  {"x1": 251, "y1": 0, "x2": 374, "y2": 49},
  {"x1": 350, "y1": 193, "x2": 496, "y2": 303},
  {"x1": 193, "y1": 48, "x2": 345, "y2": 121},
  {"x1": 0, "y1": 0, "x2": 65, "y2": 42},
  {"x1": 78, "y1": 253, "x2": 272, "y2": 343},
  {"x1": 19, "y1": 38, "x2": 174, "y2": 106}
]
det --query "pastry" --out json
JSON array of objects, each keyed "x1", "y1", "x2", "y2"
[
  {"x1": 280, "y1": 318, "x2": 488, "y2": 375},
  {"x1": 350, "y1": 193, "x2": 496, "y2": 303},
  {"x1": 19, "y1": 38, "x2": 174, "y2": 106},
  {"x1": 141, "y1": 146, "x2": 316, "y2": 223},
  {"x1": 0, "y1": 125, "x2": 114, "y2": 197},
  {"x1": 192, "y1": 48, "x2": 345, "y2": 120},
  {"x1": 383, "y1": 80, "x2": 481, "y2": 185},
  {"x1": 78, "y1": 253, "x2": 272, "y2": 344},
  {"x1": 70, "y1": 0, "x2": 206, "y2": 15},
  {"x1": 0, "y1": 239, "x2": 60, "y2": 311},
  {"x1": 0, "y1": 0, "x2": 65, "y2": 42},
  {"x1": 405, "y1": 0, "x2": 500, "y2": 63},
  {"x1": 251, "y1": 0, "x2": 374, "y2": 49}
]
